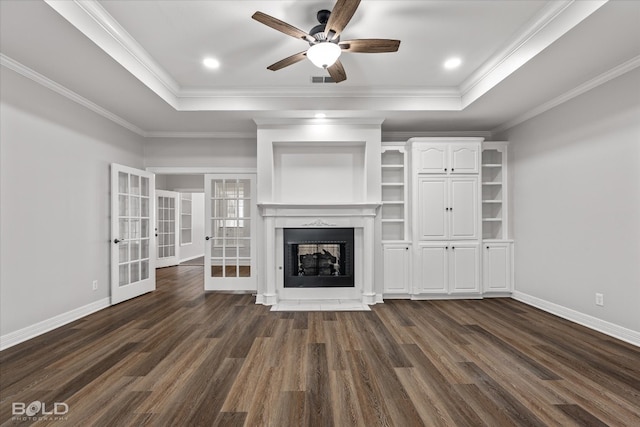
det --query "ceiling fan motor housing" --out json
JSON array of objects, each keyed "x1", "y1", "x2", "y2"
[{"x1": 309, "y1": 10, "x2": 339, "y2": 44}]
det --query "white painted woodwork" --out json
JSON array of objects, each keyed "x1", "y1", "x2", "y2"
[
  {"x1": 156, "y1": 189, "x2": 180, "y2": 269},
  {"x1": 412, "y1": 139, "x2": 481, "y2": 175},
  {"x1": 418, "y1": 177, "x2": 448, "y2": 240},
  {"x1": 417, "y1": 242, "x2": 479, "y2": 295},
  {"x1": 256, "y1": 119, "x2": 383, "y2": 306},
  {"x1": 482, "y1": 142, "x2": 509, "y2": 240},
  {"x1": 382, "y1": 244, "x2": 411, "y2": 294},
  {"x1": 450, "y1": 177, "x2": 479, "y2": 240},
  {"x1": 381, "y1": 144, "x2": 409, "y2": 242},
  {"x1": 417, "y1": 244, "x2": 448, "y2": 293},
  {"x1": 449, "y1": 243, "x2": 480, "y2": 293},
  {"x1": 483, "y1": 243, "x2": 512, "y2": 293},
  {"x1": 416, "y1": 144, "x2": 448, "y2": 174},
  {"x1": 418, "y1": 176, "x2": 479, "y2": 241},
  {"x1": 204, "y1": 173, "x2": 257, "y2": 291},
  {"x1": 110, "y1": 164, "x2": 156, "y2": 305},
  {"x1": 450, "y1": 144, "x2": 480, "y2": 174}
]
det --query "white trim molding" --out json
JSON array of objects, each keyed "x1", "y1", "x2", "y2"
[
  {"x1": 492, "y1": 55, "x2": 640, "y2": 134},
  {"x1": 1, "y1": 54, "x2": 146, "y2": 136},
  {"x1": 0, "y1": 298, "x2": 111, "y2": 351},
  {"x1": 512, "y1": 291, "x2": 640, "y2": 347}
]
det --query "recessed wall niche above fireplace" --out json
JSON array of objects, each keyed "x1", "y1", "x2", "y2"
[{"x1": 284, "y1": 228, "x2": 355, "y2": 288}]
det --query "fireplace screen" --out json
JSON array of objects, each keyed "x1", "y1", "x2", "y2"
[{"x1": 284, "y1": 228, "x2": 354, "y2": 288}]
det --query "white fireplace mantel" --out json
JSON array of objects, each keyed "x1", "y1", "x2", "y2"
[{"x1": 255, "y1": 118, "x2": 383, "y2": 309}]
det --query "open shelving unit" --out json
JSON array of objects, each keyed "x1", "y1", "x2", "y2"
[
  {"x1": 381, "y1": 145, "x2": 408, "y2": 241},
  {"x1": 481, "y1": 143, "x2": 508, "y2": 240},
  {"x1": 180, "y1": 193, "x2": 193, "y2": 245}
]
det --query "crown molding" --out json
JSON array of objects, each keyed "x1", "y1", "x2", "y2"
[
  {"x1": 145, "y1": 131, "x2": 256, "y2": 139},
  {"x1": 382, "y1": 131, "x2": 493, "y2": 141},
  {"x1": 1, "y1": 53, "x2": 146, "y2": 137},
  {"x1": 492, "y1": 55, "x2": 640, "y2": 135},
  {"x1": 460, "y1": 0, "x2": 608, "y2": 109},
  {"x1": 45, "y1": 0, "x2": 180, "y2": 108}
]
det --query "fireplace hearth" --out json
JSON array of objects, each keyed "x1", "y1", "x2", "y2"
[{"x1": 284, "y1": 228, "x2": 354, "y2": 288}]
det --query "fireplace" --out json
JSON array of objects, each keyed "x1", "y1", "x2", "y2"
[{"x1": 284, "y1": 228, "x2": 354, "y2": 288}]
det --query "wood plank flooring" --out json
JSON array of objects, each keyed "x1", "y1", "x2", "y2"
[{"x1": 1, "y1": 265, "x2": 639, "y2": 426}]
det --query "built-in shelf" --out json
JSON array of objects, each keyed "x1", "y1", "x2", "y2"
[
  {"x1": 381, "y1": 145, "x2": 408, "y2": 242},
  {"x1": 482, "y1": 143, "x2": 508, "y2": 240},
  {"x1": 180, "y1": 193, "x2": 193, "y2": 245}
]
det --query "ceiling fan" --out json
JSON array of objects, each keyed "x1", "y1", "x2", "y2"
[{"x1": 252, "y1": 0, "x2": 400, "y2": 83}]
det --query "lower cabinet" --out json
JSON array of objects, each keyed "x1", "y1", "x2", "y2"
[
  {"x1": 417, "y1": 242, "x2": 480, "y2": 295},
  {"x1": 383, "y1": 243, "x2": 411, "y2": 294},
  {"x1": 483, "y1": 242, "x2": 512, "y2": 293}
]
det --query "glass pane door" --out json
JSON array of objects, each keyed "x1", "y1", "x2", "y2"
[
  {"x1": 111, "y1": 164, "x2": 155, "y2": 304},
  {"x1": 205, "y1": 174, "x2": 256, "y2": 291}
]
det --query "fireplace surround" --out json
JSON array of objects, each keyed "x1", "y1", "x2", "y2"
[{"x1": 255, "y1": 118, "x2": 383, "y2": 307}]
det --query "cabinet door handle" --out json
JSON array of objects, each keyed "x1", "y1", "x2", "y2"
[
  {"x1": 445, "y1": 207, "x2": 449, "y2": 211},
  {"x1": 486, "y1": 246, "x2": 490, "y2": 249},
  {"x1": 444, "y1": 168, "x2": 448, "y2": 172},
  {"x1": 450, "y1": 207, "x2": 453, "y2": 211},
  {"x1": 452, "y1": 246, "x2": 455, "y2": 250},
  {"x1": 452, "y1": 168, "x2": 455, "y2": 172},
  {"x1": 405, "y1": 247, "x2": 409, "y2": 250},
  {"x1": 445, "y1": 246, "x2": 449, "y2": 250}
]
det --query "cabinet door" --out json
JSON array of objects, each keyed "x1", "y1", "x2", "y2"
[
  {"x1": 418, "y1": 177, "x2": 448, "y2": 240},
  {"x1": 450, "y1": 143, "x2": 480, "y2": 174},
  {"x1": 417, "y1": 244, "x2": 448, "y2": 293},
  {"x1": 383, "y1": 244, "x2": 410, "y2": 293},
  {"x1": 449, "y1": 177, "x2": 478, "y2": 240},
  {"x1": 416, "y1": 144, "x2": 448, "y2": 174},
  {"x1": 449, "y1": 243, "x2": 479, "y2": 293},
  {"x1": 483, "y1": 243, "x2": 511, "y2": 292}
]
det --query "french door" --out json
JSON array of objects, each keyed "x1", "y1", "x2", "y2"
[
  {"x1": 156, "y1": 190, "x2": 180, "y2": 268},
  {"x1": 110, "y1": 164, "x2": 155, "y2": 304},
  {"x1": 204, "y1": 174, "x2": 257, "y2": 291}
]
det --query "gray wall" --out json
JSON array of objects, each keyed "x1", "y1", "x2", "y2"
[
  {"x1": 499, "y1": 68, "x2": 640, "y2": 333},
  {"x1": 0, "y1": 68, "x2": 145, "y2": 336},
  {"x1": 144, "y1": 138, "x2": 257, "y2": 168}
]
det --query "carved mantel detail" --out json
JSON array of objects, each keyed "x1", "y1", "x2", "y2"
[{"x1": 301, "y1": 219, "x2": 337, "y2": 227}]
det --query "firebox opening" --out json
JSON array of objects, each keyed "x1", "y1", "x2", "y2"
[{"x1": 284, "y1": 228, "x2": 355, "y2": 288}]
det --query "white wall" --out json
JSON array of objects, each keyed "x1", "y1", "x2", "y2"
[
  {"x1": 499, "y1": 68, "x2": 640, "y2": 335},
  {"x1": 179, "y1": 193, "x2": 205, "y2": 262},
  {"x1": 0, "y1": 68, "x2": 145, "y2": 338}
]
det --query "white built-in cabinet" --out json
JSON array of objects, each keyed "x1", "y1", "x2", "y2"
[
  {"x1": 483, "y1": 242, "x2": 512, "y2": 294},
  {"x1": 381, "y1": 137, "x2": 513, "y2": 298},
  {"x1": 417, "y1": 176, "x2": 479, "y2": 240},
  {"x1": 383, "y1": 244, "x2": 411, "y2": 294},
  {"x1": 417, "y1": 242, "x2": 480, "y2": 294},
  {"x1": 415, "y1": 143, "x2": 480, "y2": 174},
  {"x1": 381, "y1": 143, "x2": 412, "y2": 295},
  {"x1": 481, "y1": 141, "x2": 513, "y2": 294}
]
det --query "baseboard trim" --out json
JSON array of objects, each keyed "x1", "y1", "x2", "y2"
[
  {"x1": 512, "y1": 291, "x2": 640, "y2": 347},
  {"x1": 0, "y1": 298, "x2": 111, "y2": 351},
  {"x1": 179, "y1": 253, "x2": 205, "y2": 263}
]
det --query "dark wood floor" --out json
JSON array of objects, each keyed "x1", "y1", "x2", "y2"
[{"x1": 1, "y1": 266, "x2": 639, "y2": 426}]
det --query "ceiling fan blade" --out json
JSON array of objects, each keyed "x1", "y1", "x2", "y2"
[
  {"x1": 267, "y1": 51, "x2": 308, "y2": 71},
  {"x1": 325, "y1": 0, "x2": 361, "y2": 40},
  {"x1": 339, "y1": 39, "x2": 401, "y2": 53},
  {"x1": 327, "y1": 60, "x2": 347, "y2": 83},
  {"x1": 252, "y1": 11, "x2": 314, "y2": 43}
]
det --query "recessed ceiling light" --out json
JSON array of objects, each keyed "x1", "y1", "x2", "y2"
[
  {"x1": 314, "y1": 113, "x2": 327, "y2": 119},
  {"x1": 203, "y1": 57, "x2": 220, "y2": 70},
  {"x1": 444, "y1": 57, "x2": 462, "y2": 70}
]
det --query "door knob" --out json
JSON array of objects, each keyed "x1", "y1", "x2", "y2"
[
  {"x1": 205, "y1": 236, "x2": 211, "y2": 240},
  {"x1": 114, "y1": 238, "x2": 123, "y2": 244}
]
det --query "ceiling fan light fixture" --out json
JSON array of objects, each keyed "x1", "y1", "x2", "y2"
[{"x1": 307, "y1": 42, "x2": 341, "y2": 69}]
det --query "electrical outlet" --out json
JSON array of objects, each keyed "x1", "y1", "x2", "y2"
[
  {"x1": 92, "y1": 280, "x2": 98, "y2": 291},
  {"x1": 595, "y1": 293, "x2": 604, "y2": 306}
]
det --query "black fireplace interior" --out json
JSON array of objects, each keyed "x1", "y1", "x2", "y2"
[{"x1": 284, "y1": 228, "x2": 354, "y2": 288}]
